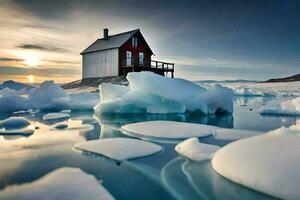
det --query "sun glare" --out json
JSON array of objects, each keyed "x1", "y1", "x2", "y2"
[
  {"x1": 27, "y1": 75, "x2": 34, "y2": 83},
  {"x1": 23, "y1": 55, "x2": 40, "y2": 67}
]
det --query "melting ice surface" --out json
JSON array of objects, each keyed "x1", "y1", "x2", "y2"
[
  {"x1": 94, "y1": 72, "x2": 234, "y2": 114},
  {"x1": 0, "y1": 77, "x2": 299, "y2": 199}
]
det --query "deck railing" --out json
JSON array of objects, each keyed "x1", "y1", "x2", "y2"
[{"x1": 120, "y1": 58, "x2": 174, "y2": 78}]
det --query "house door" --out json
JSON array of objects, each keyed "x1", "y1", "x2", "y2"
[
  {"x1": 139, "y1": 52, "x2": 144, "y2": 66},
  {"x1": 126, "y1": 51, "x2": 132, "y2": 66}
]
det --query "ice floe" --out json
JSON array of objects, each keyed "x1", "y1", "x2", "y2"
[
  {"x1": 0, "y1": 167, "x2": 115, "y2": 200},
  {"x1": 51, "y1": 119, "x2": 94, "y2": 131},
  {"x1": 121, "y1": 121, "x2": 215, "y2": 139},
  {"x1": 0, "y1": 117, "x2": 35, "y2": 136},
  {"x1": 94, "y1": 72, "x2": 233, "y2": 114},
  {"x1": 175, "y1": 137, "x2": 220, "y2": 161},
  {"x1": 211, "y1": 121, "x2": 300, "y2": 200},
  {"x1": 74, "y1": 138, "x2": 162, "y2": 161},
  {"x1": 260, "y1": 97, "x2": 300, "y2": 116},
  {"x1": 43, "y1": 112, "x2": 70, "y2": 121},
  {"x1": 121, "y1": 120, "x2": 262, "y2": 142}
]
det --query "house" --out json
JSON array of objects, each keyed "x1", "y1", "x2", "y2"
[{"x1": 81, "y1": 29, "x2": 174, "y2": 79}]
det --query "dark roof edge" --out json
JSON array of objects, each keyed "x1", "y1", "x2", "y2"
[{"x1": 80, "y1": 47, "x2": 119, "y2": 55}]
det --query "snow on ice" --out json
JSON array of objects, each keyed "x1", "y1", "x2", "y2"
[
  {"x1": 175, "y1": 137, "x2": 220, "y2": 161},
  {"x1": 74, "y1": 138, "x2": 162, "y2": 161},
  {"x1": 0, "y1": 167, "x2": 115, "y2": 200},
  {"x1": 211, "y1": 120, "x2": 300, "y2": 200}
]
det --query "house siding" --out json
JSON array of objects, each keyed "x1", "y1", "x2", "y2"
[
  {"x1": 119, "y1": 32, "x2": 152, "y2": 75},
  {"x1": 82, "y1": 48, "x2": 118, "y2": 78}
]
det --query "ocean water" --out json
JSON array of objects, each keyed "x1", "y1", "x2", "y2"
[{"x1": 0, "y1": 96, "x2": 298, "y2": 200}]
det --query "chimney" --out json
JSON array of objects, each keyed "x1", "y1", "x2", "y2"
[{"x1": 103, "y1": 28, "x2": 108, "y2": 40}]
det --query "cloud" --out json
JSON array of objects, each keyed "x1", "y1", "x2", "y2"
[
  {"x1": 17, "y1": 44, "x2": 70, "y2": 53},
  {"x1": 0, "y1": 57, "x2": 23, "y2": 62},
  {"x1": 0, "y1": 65, "x2": 80, "y2": 77}
]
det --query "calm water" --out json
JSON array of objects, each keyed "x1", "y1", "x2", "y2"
[{"x1": 0, "y1": 96, "x2": 298, "y2": 200}]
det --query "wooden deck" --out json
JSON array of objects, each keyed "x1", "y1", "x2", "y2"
[{"x1": 120, "y1": 59, "x2": 174, "y2": 78}]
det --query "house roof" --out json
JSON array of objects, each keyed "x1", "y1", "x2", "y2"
[{"x1": 81, "y1": 29, "x2": 153, "y2": 55}]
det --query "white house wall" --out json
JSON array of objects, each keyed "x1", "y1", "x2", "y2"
[{"x1": 82, "y1": 48, "x2": 118, "y2": 78}]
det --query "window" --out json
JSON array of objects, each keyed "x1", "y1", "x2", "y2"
[
  {"x1": 132, "y1": 37, "x2": 138, "y2": 47},
  {"x1": 139, "y1": 52, "x2": 144, "y2": 66},
  {"x1": 126, "y1": 51, "x2": 132, "y2": 66}
]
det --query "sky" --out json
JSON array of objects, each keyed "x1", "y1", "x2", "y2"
[{"x1": 0, "y1": 0, "x2": 299, "y2": 83}]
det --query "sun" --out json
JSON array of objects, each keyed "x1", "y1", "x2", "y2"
[
  {"x1": 27, "y1": 75, "x2": 35, "y2": 83},
  {"x1": 23, "y1": 54, "x2": 40, "y2": 67}
]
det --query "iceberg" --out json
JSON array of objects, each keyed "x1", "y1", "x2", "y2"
[
  {"x1": 0, "y1": 117, "x2": 35, "y2": 136},
  {"x1": 121, "y1": 121, "x2": 215, "y2": 139},
  {"x1": 260, "y1": 97, "x2": 300, "y2": 116},
  {"x1": 0, "y1": 87, "x2": 17, "y2": 97},
  {"x1": 175, "y1": 137, "x2": 220, "y2": 161},
  {"x1": 0, "y1": 167, "x2": 115, "y2": 200},
  {"x1": 94, "y1": 72, "x2": 233, "y2": 114},
  {"x1": 0, "y1": 95, "x2": 30, "y2": 113},
  {"x1": 29, "y1": 80, "x2": 69, "y2": 110},
  {"x1": 74, "y1": 138, "x2": 162, "y2": 161},
  {"x1": 211, "y1": 121, "x2": 300, "y2": 200},
  {"x1": 68, "y1": 93, "x2": 99, "y2": 110}
]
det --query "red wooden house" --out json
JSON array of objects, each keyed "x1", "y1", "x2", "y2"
[{"x1": 81, "y1": 29, "x2": 174, "y2": 79}]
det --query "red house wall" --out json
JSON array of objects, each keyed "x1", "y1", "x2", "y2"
[{"x1": 119, "y1": 32, "x2": 153, "y2": 75}]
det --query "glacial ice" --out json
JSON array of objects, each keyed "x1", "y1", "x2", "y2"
[
  {"x1": 68, "y1": 93, "x2": 99, "y2": 110},
  {"x1": 0, "y1": 80, "x2": 99, "y2": 113},
  {"x1": 0, "y1": 117, "x2": 35, "y2": 136},
  {"x1": 0, "y1": 95, "x2": 30, "y2": 113},
  {"x1": 74, "y1": 138, "x2": 162, "y2": 161},
  {"x1": 211, "y1": 121, "x2": 300, "y2": 200},
  {"x1": 121, "y1": 121, "x2": 215, "y2": 139},
  {"x1": 175, "y1": 137, "x2": 220, "y2": 161},
  {"x1": 0, "y1": 167, "x2": 115, "y2": 200},
  {"x1": 94, "y1": 72, "x2": 233, "y2": 114},
  {"x1": 0, "y1": 87, "x2": 17, "y2": 97},
  {"x1": 29, "y1": 80, "x2": 69, "y2": 110},
  {"x1": 260, "y1": 97, "x2": 300, "y2": 116}
]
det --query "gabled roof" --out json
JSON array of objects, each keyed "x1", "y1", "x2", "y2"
[{"x1": 81, "y1": 29, "x2": 153, "y2": 55}]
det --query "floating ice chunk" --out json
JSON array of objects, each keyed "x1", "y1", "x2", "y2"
[
  {"x1": 68, "y1": 93, "x2": 99, "y2": 110},
  {"x1": 0, "y1": 117, "x2": 30, "y2": 129},
  {"x1": 61, "y1": 109, "x2": 71, "y2": 113},
  {"x1": 100, "y1": 83, "x2": 129, "y2": 102},
  {"x1": 74, "y1": 138, "x2": 162, "y2": 161},
  {"x1": 121, "y1": 121, "x2": 215, "y2": 139},
  {"x1": 52, "y1": 122, "x2": 68, "y2": 129},
  {"x1": 0, "y1": 167, "x2": 115, "y2": 200},
  {"x1": 211, "y1": 123, "x2": 300, "y2": 200},
  {"x1": 52, "y1": 119, "x2": 94, "y2": 131},
  {"x1": 0, "y1": 95, "x2": 30, "y2": 113},
  {"x1": 29, "y1": 80, "x2": 69, "y2": 110},
  {"x1": 0, "y1": 117, "x2": 34, "y2": 136},
  {"x1": 214, "y1": 128, "x2": 262, "y2": 140},
  {"x1": 43, "y1": 112, "x2": 70, "y2": 121},
  {"x1": 175, "y1": 137, "x2": 220, "y2": 161},
  {"x1": 94, "y1": 72, "x2": 233, "y2": 114},
  {"x1": 260, "y1": 97, "x2": 300, "y2": 116}
]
